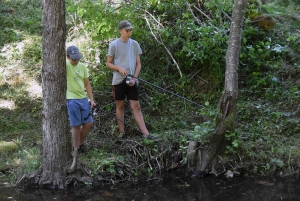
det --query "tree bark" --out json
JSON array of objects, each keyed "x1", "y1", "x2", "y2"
[
  {"x1": 188, "y1": 0, "x2": 248, "y2": 175},
  {"x1": 16, "y1": 0, "x2": 69, "y2": 189},
  {"x1": 40, "y1": 0, "x2": 69, "y2": 188}
]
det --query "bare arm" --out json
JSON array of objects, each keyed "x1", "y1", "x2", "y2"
[
  {"x1": 132, "y1": 54, "x2": 141, "y2": 83},
  {"x1": 106, "y1": 56, "x2": 128, "y2": 76},
  {"x1": 84, "y1": 78, "x2": 96, "y2": 107}
]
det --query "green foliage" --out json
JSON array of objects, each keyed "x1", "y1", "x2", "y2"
[
  {"x1": 192, "y1": 121, "x2": 214, "y2": 143},
  {"x1": 225, "y1": 131, "x2": 240, "y2": 154},
  {"x1": 239, "y1": 1, "x2": 300, "y2": 98},
  {"x1": 271, "y1": 158, "x2": 284, "y2": 168},
  {"x1": 66, "y1": 0, "x2": 120, "y2": 41},
  {"x1": 66, "y1": 0, "x2": 233, "y2": 92},
  {"x1": 0, "y1": 113, "x2": 32, "y2": 133},
  {"x1": 148, "y1": 115, "x2": 189, "y2": 133},
  {"x1": 0, "y1": 0, "x2": 42, "y2": 47},
  {"x1": 148, "y1": 93, "x2": 168, "y2": 113},
  {"x1": 82, "y1": 149, "x2": 122, "y2": 176},
  {"x1": 22, "y1": 36, "x2": 42, "y2": 63},
  {"x1": 237, "y1": 96, "x2": 300, "y2": 169},
  {"x1": 0, "y1": 138, "x2": 41, "y2": 183},
  {"x1": 67, "y1": 0, "x2": 300, "y2": 107}
]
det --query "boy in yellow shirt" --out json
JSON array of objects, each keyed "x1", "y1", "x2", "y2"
[{"x1": 66, "y1": 45, "x2": 96, "y2": 172}]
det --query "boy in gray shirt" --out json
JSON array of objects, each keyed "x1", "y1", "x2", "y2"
[{"x1": 106, "y1": 20, "x2": 153, "y2": 140}]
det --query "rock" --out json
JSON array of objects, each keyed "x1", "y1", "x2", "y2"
[{"x1": 224, "y1": 170, "x2": 234, "y2": 180}]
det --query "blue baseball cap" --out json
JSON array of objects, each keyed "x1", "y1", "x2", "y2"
[{"x1": 67, "y1": 46, "x2": 82, "y2": 60}]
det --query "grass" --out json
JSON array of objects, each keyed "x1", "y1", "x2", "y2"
[{"x1": 0, "y1": 0, "x2": 43, "y2": 184}]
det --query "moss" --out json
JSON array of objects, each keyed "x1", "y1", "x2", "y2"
[
  {"x1": 0, "y1": 141, "x2": 18, "y2": 154},
  {"x1": 253, "y1": 16, "x2": 276, "y2": 31}
]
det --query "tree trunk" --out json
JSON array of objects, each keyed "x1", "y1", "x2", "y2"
[
  {"x1": 16, "y1": 0, "x2": 69, "y2": 189},
  {"x1": 40, "y1": 0, "x2": 68, "y2": 188},
  {"x1": 188, "y1": 0, "x2": 248, "y2": 176}
]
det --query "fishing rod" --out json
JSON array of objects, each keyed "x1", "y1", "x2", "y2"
[
  {"x1": 90, "y1": 74, "x2": 215, "y2": 137},
  {"x1": 128, "y1": 74, "x2": 207, "y2": 109}
]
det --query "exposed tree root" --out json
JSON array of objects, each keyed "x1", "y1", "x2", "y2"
[
  {"x1": 15, "y1": 162, "x2": 96, "y2": 189},
  {"x1": 15, "y1": 168, "x2": 42, "y2": 189},
  {"x1": 187, "y1": 138, "x2": 245, "y2": 180}
]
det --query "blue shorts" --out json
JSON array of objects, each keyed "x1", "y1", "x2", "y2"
[
  {"x1": 67, "y1": 98, "x2": 93, "y2": 127},
  {"x1": 113, "y1": 78, "x2": 139, "y2": 100}
]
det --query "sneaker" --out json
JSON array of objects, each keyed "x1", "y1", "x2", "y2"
[
  {"x1": 78, "y1": 144, "x2": 87, "y2": 154},
  {"x1": 117, "y1": 133, "x2": 126, "y2": 141},
  {"x1": 143, "y1": 134, "x2": 155, "y2": 140}
]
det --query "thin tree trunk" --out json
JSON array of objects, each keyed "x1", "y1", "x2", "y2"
[{"x1": 188, "y1": 0, "x2": 248, "y2": 175}]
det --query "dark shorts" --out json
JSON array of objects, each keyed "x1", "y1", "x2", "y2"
[
  {"x1": 67, "y1": 98, "x2": 93, "y2": 127},
  {"x1": 113, "y1": 78, "x2": 139, "y2": 101}
]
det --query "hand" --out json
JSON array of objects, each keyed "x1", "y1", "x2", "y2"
[
  {"x1": 129, "y1": 79, "x2": 135, "y2": 86},
  {"x1": 118, "y1": 68, "x2": 128, "y2": 76},
  {"x1": 90, "y1": 100, "x2": 96, "y2": 108}
]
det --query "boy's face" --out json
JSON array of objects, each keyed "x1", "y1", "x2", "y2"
[
  {"x1": 67, "y1": 57, "x2": 80, "y2": 66},
  {"x1": 119, "y1": 28, "x2": 132, "y2": 40}
]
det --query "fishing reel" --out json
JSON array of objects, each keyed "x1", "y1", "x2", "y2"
[
  {"x1": 126, "y1": 76, "x2": 132, "y2": 85},
  {"x1": 89, "y1": 101, "x2": 100, "y2": 117}
]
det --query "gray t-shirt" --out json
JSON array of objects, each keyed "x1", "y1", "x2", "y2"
[{"x1": 107, "y1": 38, "x2": 142, "y2": 85}]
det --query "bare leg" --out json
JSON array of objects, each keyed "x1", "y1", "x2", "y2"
[
  {"x1": 129, "y1": 100, "x2": 149, "y2": 136},
  {"x1": 116, "y1": 100, "x2": 125, "y2": 133},
  {"x1": 70, "y1": 125, "x2": 81, "y2": 172},
  {"x1": 79, "y1": 122, "x2": 92, "y2": 145},
  {"x1": 72, "y1": 126, "x2": 81, "y2": 150}
]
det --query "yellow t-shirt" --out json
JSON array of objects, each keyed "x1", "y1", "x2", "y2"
[{"x1": 66, "y1": 60, "x2": 89, "y2": 99}]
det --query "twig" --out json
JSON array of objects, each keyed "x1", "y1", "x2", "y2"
[
  {"x1": 221, "y1": 10, "x2": 231, "y2": 21},
  {"x1": 190, "y1": 69, "x2": 201, "y2": 80},
  {"x1": 144, "y1": 13, "x2": 182, "y2": 77},
  {"x1": 238, "y1": 153, "x2": 243, "y2": 165},
  {"x1": 192, "y1": 4, "x2": 212, "y2": 21},
  {"x1": 156, "y1": 158, "x2": 162, "y2": 174},
  {"x1": 283, "y1": 171, "x2": 298, "y2": 177},
  {"x1": 146, "y1": 177, "x2": 161, "y2": 182},
  {"x1": 144, "y1": 10, "x2": 165, "y2": 28},
  {"x1": 117, "y1": 159, "x2": 132, "y2": 168},
  {"x1": 192, "y1": 4, "x2": 219, "y2": 31},
  {"x1": 209, "y1": 163, "x2": 226, "y2": 177},
  {"x1": 197, "y1": 75, "x2": 209, "y2": 84},
  {"x1": 147, "y1": 151, "x2": 153, "y2": 171},
  {"x1": 134, "y1": 146, "x2": 143, "y2": 158},
  {"x1": 165, "y1": 163, "x2": 178, "y2": 171},
  {"x1": 186, "y1": 2, "x2": 202, "y2": 26}
]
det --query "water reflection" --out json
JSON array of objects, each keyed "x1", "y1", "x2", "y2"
[{"x1": 1, "y1": 176, "x2": 300, "y2": 201}]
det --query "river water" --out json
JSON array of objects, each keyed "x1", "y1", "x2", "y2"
[{"x1": 1, "y1": 175, "x2": 300, "y2": 201}]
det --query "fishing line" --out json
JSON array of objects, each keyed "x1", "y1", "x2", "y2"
[
  {"x1": 128, "y1": 74, "x2": 208, "y2": 109},
  {"x1": 128, "y1": 74, "x2": 224, "y2": 118},
  {"x1": 92, "y1": 75, "x2": 220, "y2": 136}
]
